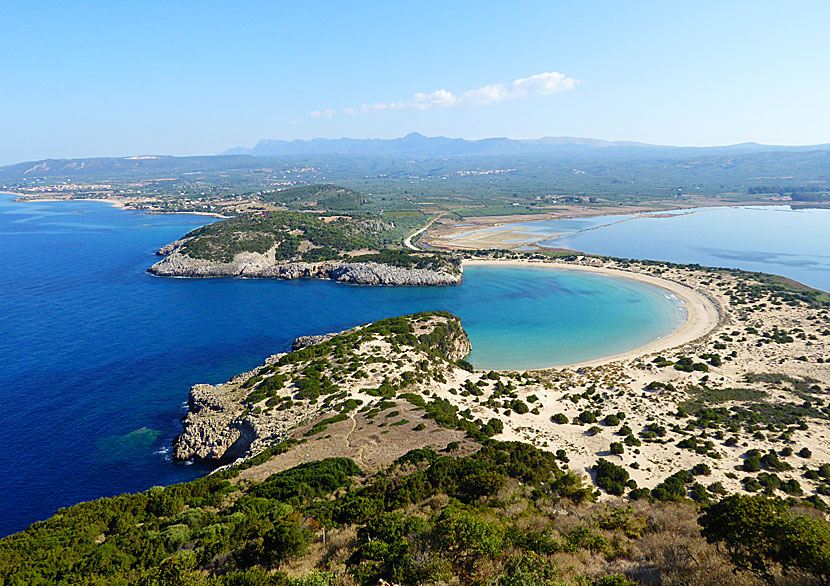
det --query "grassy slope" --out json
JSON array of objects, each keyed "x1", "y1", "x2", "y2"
[{"x1": 0, "y1": 437, "x2": 749, "y2": 586}]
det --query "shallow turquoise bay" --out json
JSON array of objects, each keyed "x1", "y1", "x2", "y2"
[{"x1": 459, "y1": 265, "x2": 685, "y2": 369}]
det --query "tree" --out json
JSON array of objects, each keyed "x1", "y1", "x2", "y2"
[
  {"x1": 773, "y1": 514, "x2": 830, "y2": 585},
  {"x1": 594, "y1": 459, "x2": 629, "y2": 496},
  {"x1": 432, "y1": 510, "x2": 503, "y2": 569},
  {"x1": 460, "y1": 469, "x2": 507, "y2": 501},
  {"x1": 699, "y1": 494, "x2": 787, "y2": 584},
  {"x1": 262, "y1": 520, "x2": 312, "y2": 566},
  {"x1": 699, "y1": 494, "x2": 830, "y2": 585}
]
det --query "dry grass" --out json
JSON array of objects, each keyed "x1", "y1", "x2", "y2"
[
  {"x1": 239, "y1": 402, "x2": 475, "y2": 483},
  {"x1": 630, "y1": 503, "x2": 761, "y2": 586}
]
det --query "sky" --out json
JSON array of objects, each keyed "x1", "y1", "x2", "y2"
[{"x1": 2, "y1": 0, "x2": 830, "y2": 163}]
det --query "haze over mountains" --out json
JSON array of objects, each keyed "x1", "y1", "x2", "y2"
[
  {"x1": 223, "y1": 132, "x2": 830, "y2": 158},
  {"x1": 2, "y1": 133, "x2": 830, "y2": 188}
]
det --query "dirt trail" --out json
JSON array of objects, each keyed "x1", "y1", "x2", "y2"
[{"x1": 345, "y1": 414, "x2": 367, "y2": 468}]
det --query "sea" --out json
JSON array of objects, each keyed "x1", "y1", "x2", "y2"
[{"x1": 0, "y1": 194, "x2": 824, "y2": 536}]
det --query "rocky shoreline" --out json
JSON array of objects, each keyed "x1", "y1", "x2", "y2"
[
  {"x1": 149, "y1": 238, "x2": 462, "y2": 286},
  {"x1": 172, "y1": 312, "x2": 472, "y2": 464}
]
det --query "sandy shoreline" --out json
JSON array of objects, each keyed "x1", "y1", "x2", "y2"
[
  {"x1": 199, "y1": 255, "x2": 830, "y2": 495},
  {"x1": 426, "y1": 201, "x2": 785, "y2": 251},
  {"x1": 8, "y1": 195, "x2": 228, "y2": 218},
  {"x1": 451, "y1": 257, "x2": 830, "y2": 493},
  {"x1": 463, "y1": 258, "x2": 721, "y2": 369},
  {"x1": 5, "y1": 195, "x2": 128, "y2": 209}
]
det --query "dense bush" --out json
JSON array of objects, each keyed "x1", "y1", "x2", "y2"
[
  {"x1": 603, "y1": 414, "x2": 621, "y2": 427},
  {"x1": 579, "y1": 410, "x2": 598, "y2": 424},
  {"x1": 651, "y1": 470, "x2": 694, "y2": 502},
  {"x1": 594, "y1": 459, "x2": 629, "y2": 496},
  {"x1": 4, "y1": 434, "x2": 829, "y2": 586},
  {"x1": 700, "y1": 494, "x2": 830, "y2": 585},
  {"x1": 249, "y1": 458, "x2": 361, "y2": 502}
]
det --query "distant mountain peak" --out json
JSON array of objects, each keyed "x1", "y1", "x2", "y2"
[
  {"x1": 220, "y1": 133, "x2": 663, "y2": 157},
  {"x1": 215, "y1": 133, "x2": 830, "y2": 159}
]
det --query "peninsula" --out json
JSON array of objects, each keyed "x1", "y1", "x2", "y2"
[{"x1": 149, "y1": 210, "x2": 462, "y2": 286}]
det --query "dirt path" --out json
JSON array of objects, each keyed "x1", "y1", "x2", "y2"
[{"x1": 345, "y1": 414, "x2": 367, "y2": 468}]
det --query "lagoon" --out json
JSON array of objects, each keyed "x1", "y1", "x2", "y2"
[{"x1": 502, "y1": 205, "x2": 830, "y2": 292}]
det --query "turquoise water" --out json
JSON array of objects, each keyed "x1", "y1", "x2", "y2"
[
  {"x1": 502, "y1": 205, "x2": 830, "y2": 292},
  {"x1": 462, "y1": 266, "x2": 685, "y2": 369},
  {"x1": 0, "y1": 194, "x2": 683, "y2": 535}
]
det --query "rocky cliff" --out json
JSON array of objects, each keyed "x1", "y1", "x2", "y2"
[
  {"x1": 172, "y1": 312, "x2": 472, "y2": 463},
  {"x1": 149, "y1": 241, "x2": 462, "y2": 286}
]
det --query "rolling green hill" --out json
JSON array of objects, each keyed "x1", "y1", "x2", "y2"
[{"x1": 260, "y1": 184, "x2": 368, "y2": 211}]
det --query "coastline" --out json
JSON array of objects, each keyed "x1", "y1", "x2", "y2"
[
  {"x1": 4, "y1": 191, "x2": 830, "y2": 535},
  {"x1": 462, "y1": 258, "x2": 721, "y2": 369},
  {"x1": 8, "y1": 195, "x2": 128, "y2": 209},
  {"x1": 426, "y1": 201, "x2": 786, "y2": 251},
  {"x1": 172, "y1": 255, "x2": 830, "y2": 497},
  {"x1": 8, "y1": 194, "x2": 228, "y2": 218}
]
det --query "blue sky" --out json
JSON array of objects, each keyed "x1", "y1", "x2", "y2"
[{"x1": 2, "y1": 1, "x2": 830, "y2": 163}]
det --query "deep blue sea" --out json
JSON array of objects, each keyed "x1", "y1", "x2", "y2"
[{"x1": 0, "y1": 194, "x2": 684, "y2": 536}]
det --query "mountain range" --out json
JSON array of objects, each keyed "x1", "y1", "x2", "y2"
[
  {"x1": 222, "y1": 132, "x2": 830, "y2": 158},
  {"x1": 2, "y1": 133, "x2": 830, "y2": 185}
]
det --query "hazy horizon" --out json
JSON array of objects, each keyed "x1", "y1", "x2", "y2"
[
  {"x1": 3, "y1": 1, "x2": 830, "y2": 163},
  {"x1": 4, "y1": 131, "x2": 830, "y2": 167}
]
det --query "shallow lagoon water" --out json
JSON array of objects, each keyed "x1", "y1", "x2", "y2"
[
  {"x1": 0, "y1": 194, "x2": 684, "y2": 535},
  {"x1": 501, "y1": 205, "x2": 830, "y2": 292}
]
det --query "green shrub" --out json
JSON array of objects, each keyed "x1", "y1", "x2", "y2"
[
  {"x1": 743, "y1": 456, "x2": 761, "y2": 472},
  {"x1": 652, "y1": 471, "x2": 694, "y2": 502},
  {"x1": 692, "y1": 463, "x2": 711, "y2": 476},
  {"x1": 624, "y1": 434, "x2": 641, "y2": 447},
  {"x1": 262, "y1": 520, "x2": 312, "y2": 566},
  {"x1": 594, "y1": 459, "x2": 629, "y2": 496},
  {"x1": 579, "y1": 410, "x2": 598, "y2": 424}
]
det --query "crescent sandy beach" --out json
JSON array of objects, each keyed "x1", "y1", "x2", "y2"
[{"x1": 463, "y1": 258, "x2": 722, "y2": 368}]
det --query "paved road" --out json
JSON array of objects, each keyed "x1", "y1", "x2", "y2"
[{"x1": 403, "y1": 213, "x2": 444, "y2": 250}]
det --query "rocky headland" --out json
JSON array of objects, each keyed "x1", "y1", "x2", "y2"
[
  {"x1": 148, "y1": 210, "x2": 462, "y2": 285},
  {"x1": 173, "y1": 311, "x2": 472, "y2": 463},
  {"x1": 149, "y1": 243, "x2": 462, "y2": 285}
]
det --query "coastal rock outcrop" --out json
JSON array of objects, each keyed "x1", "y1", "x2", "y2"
[
  {"x1": 172, "y1": 312, "x2": 471, "y2": 463},
  {"x1": 291, "y1": 333, "x2": 339, "y2": 350},
  {"x1": 149, "y1": 247, "x2": 462, "y2": 286},
  {"x1": 173, "y1": 381, "x2": 304, "y2": 463},
  {"x1": 172, "y1": 384, "x2": 248, "y2": 462},
  {"x1": 445, "y1": 327, "x2": 473, "y2": 361},
  {"x1": 148, "y1": 210, "x2": 462, "y2": 285}
]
